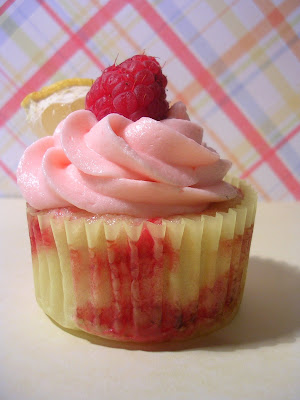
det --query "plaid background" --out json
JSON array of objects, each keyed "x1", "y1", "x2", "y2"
[{"x1": 0, "y1": 0, "x2": 299, "y2": 201}]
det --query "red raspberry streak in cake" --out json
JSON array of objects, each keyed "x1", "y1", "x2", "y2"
[{"x1": 27, "y1": 219, "x2": 252, "y2": 341}]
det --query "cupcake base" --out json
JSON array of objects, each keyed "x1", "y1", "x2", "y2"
[{"x1": 26, "y1": 177, "x2": 256, "y2": 343}]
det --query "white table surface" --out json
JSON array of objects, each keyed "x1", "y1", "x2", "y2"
[{"x1": 1, "y1": 199, "x2": 299, "y2": 400}]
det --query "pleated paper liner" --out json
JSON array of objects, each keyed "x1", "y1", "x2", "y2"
[{"x1": 26, "y1": 176, "x2": 257, "y2": 342}]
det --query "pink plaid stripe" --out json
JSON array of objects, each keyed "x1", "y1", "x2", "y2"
[
  {"x1": 132, "y1": 0, "x2": 300, "y2": 198},
  {"x1": 0, "y1": 0, "x2": 299, "y2": 200},
  {"x1": 0, "y1": 0, "x2": 16, "y2": 16}
]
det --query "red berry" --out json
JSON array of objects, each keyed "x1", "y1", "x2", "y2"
[
  {"x1": 113, "y1": 91, "x2": 138, "y2": 115},
  {"x1": 85, "y1": 55, "x2": 169, "y2": 121},
  {"x1": 134, "y1": 85, "x2": 154, "y2": 108}
]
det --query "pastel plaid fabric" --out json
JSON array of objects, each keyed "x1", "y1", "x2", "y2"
[{"x1": 0, "y1": 0, "x2": 299, "y2": 200}]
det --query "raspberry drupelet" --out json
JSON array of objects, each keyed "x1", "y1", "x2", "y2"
[{"x1": 85, "y1": 55, "x2": 169, "y2": 121}]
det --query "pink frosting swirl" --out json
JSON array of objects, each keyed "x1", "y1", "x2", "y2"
[{"x1": 17, "y1": 103, "x2": 237, "y2": 217}]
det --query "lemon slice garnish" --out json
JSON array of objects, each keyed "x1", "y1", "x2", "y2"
[{"x1": 21, "y1": 78, "x2": 93, "y2": 137}]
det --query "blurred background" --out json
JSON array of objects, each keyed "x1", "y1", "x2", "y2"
[{"x1": 0, "y1": 0, "x2": 299, "y2": 201}]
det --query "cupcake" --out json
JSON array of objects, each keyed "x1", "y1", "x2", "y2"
[{"x1": 17, "y1": 55, "x2": 257, "y2": 342}]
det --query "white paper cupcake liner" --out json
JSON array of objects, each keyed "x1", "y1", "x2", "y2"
[{"x1": 27, "y1": 177, "x2": 257, "y2": 342}]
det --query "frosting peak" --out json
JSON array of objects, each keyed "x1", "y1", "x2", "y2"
[{"x1": 17, "y1": 104, "x2": 237, "y2": 217}]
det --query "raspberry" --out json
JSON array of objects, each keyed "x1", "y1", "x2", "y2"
[{"x1": 85, "y1": 55, "x2": 169, "y2": 121}]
